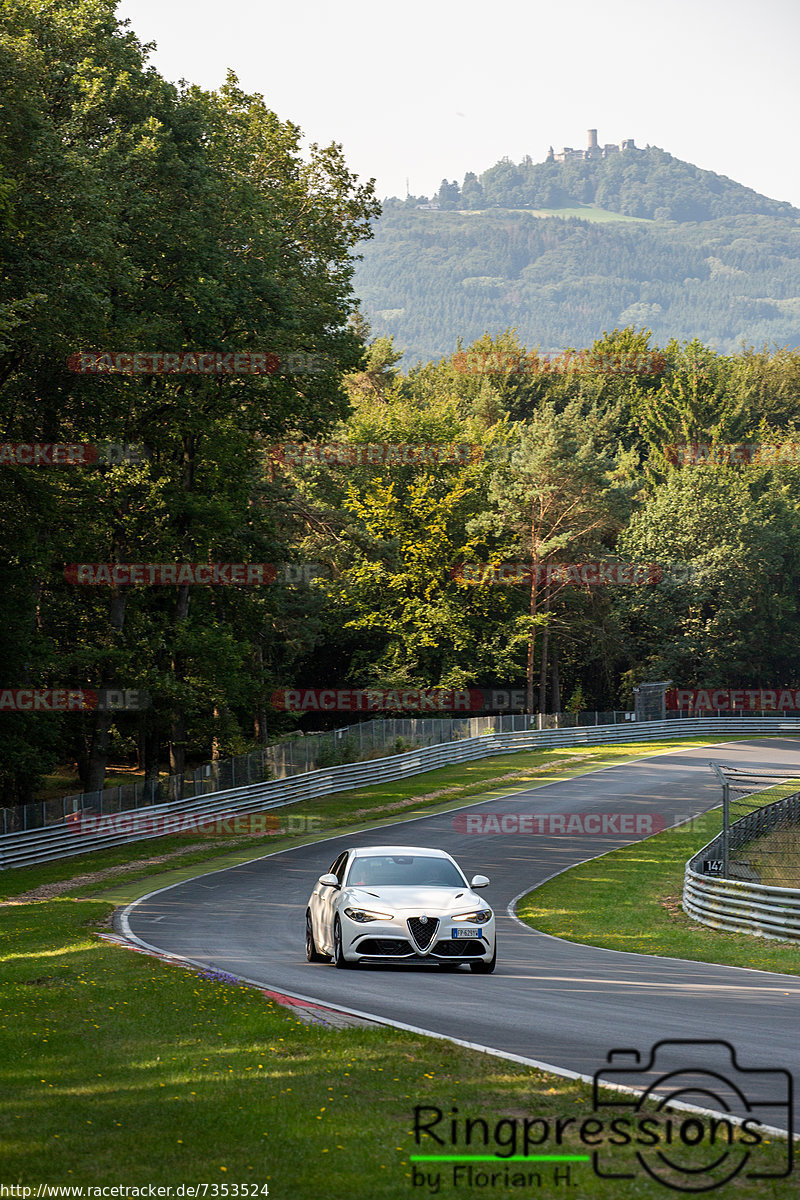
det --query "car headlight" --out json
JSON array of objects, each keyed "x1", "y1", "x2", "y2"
[
  {"x1": 452, "y1": 910, "x2": 492, "y2": 923},
  {"x1": 344, "y1": 907, "x2": 393, "y2": 923}
]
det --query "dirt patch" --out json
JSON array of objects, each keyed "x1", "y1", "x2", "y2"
[{"x1": 660, "y1": 894, "x2": 685, "y2": 918}]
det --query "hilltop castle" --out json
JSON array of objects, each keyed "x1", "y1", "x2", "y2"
[{"x1": 548, "y1": 130, "x2": 637, "y2": 164}]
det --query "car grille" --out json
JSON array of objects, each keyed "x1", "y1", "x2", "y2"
[
  {"x1": 407, "y1": 916, "x2": 439, "y2": 950},
  {"x1": 432, "y1": 939, "x2": 485, "y2": 957},
  {"x1": 355, "y1": 938, "x2": 413, "y2": 956}
]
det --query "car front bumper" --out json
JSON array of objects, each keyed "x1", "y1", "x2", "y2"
[{"x1": 342, "y1": 915, "x2": 495, "y2": 964}]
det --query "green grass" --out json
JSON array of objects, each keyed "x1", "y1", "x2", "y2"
[
  {"x1": 0, "y1": 899, "x2": 793, "y2": 1196},
  {"x1": 517, "y1": 790, "x2": 800, "y2": 975}
]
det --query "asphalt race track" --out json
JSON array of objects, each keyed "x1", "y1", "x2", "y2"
[{"x1": 121, "y1": 739, "x2": 800, "y2": 1126}]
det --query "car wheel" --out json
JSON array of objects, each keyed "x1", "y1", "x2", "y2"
[
  {"x1": 333, "y1": 916, "x2": 351, "y2": 969},
  {"x1": 469, "y1": 941, "x2": 497, "y2": 974},
  {"x1": 306, "y1": 910, "x2": 329, "y2": 963}
]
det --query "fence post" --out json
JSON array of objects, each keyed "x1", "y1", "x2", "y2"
[{"x1": 710, "y1": 762, "x2": 730, "y2": 877}]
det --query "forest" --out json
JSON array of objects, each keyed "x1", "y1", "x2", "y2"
[
  {"x1": 3, "y1": 0, "x2": 800, "y2": 809},
  {"x1": 355, "y1": 204, "x2": 800, "y2": 364}
]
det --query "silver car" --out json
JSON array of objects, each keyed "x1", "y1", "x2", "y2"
[{"x1": 305, "y1": 844, "x2": 496, "y2": 972}]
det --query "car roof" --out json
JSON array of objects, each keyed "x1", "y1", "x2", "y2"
[{"x1": 349, "y1": 845, "x2": 455, "y2": 859}]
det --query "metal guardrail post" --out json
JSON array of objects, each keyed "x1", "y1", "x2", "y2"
[{"x1": 710, "y1": 761, "x2": 730, "y2": 877}]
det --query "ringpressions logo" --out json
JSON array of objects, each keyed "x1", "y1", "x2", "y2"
[{"x1": 408, "y1": 1040, "x2": 792, "y2": 1193}]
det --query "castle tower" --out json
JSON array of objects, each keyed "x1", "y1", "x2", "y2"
[{"x1": 587, "y1": 128, "x2": 598, "y2": 150}]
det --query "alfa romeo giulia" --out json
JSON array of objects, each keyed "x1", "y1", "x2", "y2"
[{"x1": 305, "y1": 844, "x2": 496, "y2": 972}]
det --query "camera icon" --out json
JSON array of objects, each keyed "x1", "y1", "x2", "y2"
[{"x1": 592, "y1": 1039, "x2": 792, "y2": 1192}]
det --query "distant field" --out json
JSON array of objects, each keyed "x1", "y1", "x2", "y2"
[{"x1": 457, "y1": 205, "x2": 654, "y2": 223}]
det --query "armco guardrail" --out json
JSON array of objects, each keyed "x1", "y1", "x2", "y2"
[
  {"x1": 683, "y1": 785, "x2": 800, "y2": 941},
  {"x1": 683, "y1": 872, "x2": 800, "y2": 941},
  {"x1": 4, "y1": 711, "x2": 636, "y2": 833},
  {"x1": 4, "y1": 715, "x2": 800, "y2": 871}
]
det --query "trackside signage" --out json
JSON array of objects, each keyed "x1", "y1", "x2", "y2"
[{"x1": 668, "y1": 688, "x2": 800, "y2": 711}]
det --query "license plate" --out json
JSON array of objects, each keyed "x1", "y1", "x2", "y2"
[{"x1": 452, "y1": 927, "x2": 482, "y2": 939}]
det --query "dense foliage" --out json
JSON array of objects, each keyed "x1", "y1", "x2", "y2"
[
  {"x1": 0, "y1": 0, "x2": 378, "y2": 805},
  {"x1": 3, "y1": 1, "x2": 800, "y2": 811}
]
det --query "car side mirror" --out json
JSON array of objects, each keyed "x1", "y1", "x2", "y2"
[
  {"x1": 470, "y1": 874, "x2": 490, "y2": 889},
  {"x1": 318, "y1": 873, "x2": 340, "y2": 887}
]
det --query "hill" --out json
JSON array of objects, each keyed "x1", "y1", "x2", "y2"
[
  {"x1": 462, "y1": 144, "x2": 798, "y2": 222},
  {"x1": 353, "y1": 147, "x2": 800, "y2": 364}
]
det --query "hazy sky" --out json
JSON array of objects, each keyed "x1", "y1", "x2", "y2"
[{"x1": 117, "y1": 0, "x2": 800, "y2": 207}]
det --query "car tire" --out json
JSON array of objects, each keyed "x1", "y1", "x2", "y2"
[
  {"x1": 469, "y1": 941, "x2": 497, "y2": 974},
  {"x1": 333, "y1": 916, "x2": 351, "y2": 969},
  {"x1": 306, "y1": 910, "x2": 329, "y2": 963}
]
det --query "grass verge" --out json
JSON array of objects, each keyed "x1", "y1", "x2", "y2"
[
  {"x1": 0, "y1": 899, "x2": 793, "y2": 1196},
  {"x1": 517, "y1": 788, "x2": 800, "y2": 975}
]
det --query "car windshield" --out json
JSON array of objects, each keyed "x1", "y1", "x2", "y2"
[{"x1": 346, "y1": 854, "x2": 465, "y2": 888}]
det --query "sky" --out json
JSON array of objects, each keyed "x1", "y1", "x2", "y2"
[{"x1": 116, "y1": 0, "x2": 800, "y2": 208}]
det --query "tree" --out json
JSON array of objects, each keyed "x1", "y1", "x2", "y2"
[
  {"x1": 437, "y1": 179, "x2": 460, "y2": 210},
  {"x1": 0, "y1": 0, "x2": 379, "y2": 804},
  {"x1": 460, "y1": 172, "x2": 484, "y2": 209},
  {"x1": 467, "y1": 403, "x2": 632, "y2": 712},
  {"x1": 615, "y1": 465, "x2": 800, "y2": 687}
]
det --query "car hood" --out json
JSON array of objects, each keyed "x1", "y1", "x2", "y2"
[{"x1": 344, "y1": 886, "x2": 487, "y2": 914}]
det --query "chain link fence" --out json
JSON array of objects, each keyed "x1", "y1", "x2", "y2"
[
  {"x1": 702, "y1": 765, "x2": 800, "y2": 886},
  {"x1": 0, "y1": 709, "x2": 634, "y2": 834}
]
